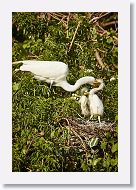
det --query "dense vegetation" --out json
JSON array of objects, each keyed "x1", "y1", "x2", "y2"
[{"x1": 12, "y1": 12, "x2": 118, "y2": 172}]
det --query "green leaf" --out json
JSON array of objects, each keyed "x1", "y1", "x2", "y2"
[
  {"x1": 111, "y1": 143, "x2": 118, "y2": 153},
  {"x1": 110, "y1": 158, "x2": 118, "y2": 166},
  {"x1": 13, "y1": 82, "x2": 20, "y2": 91},
  {"x1": 23, "y1": 43, "x2": 29, "y2": 49},
  {"x1": 81, "y1": 161, "x2": 88, "y2": 171},
  {"x1": 101, "y1": 142, "x2": 107, "y2": 150},
  {"x1": 103, "y1": 157, "x2": 111, "y2": 168},
  {"x1": 51, "y1": 130, "x2": 55, "y2": 138},
  {"x1": 107, "y1": 38, "x2": 113, "y2": 44},
  {"x1": 89, "y1": 137, "x2": 99, "y2": 148},
  {"x1": 115, "y1": 115, "x2": 118, "y2": 121},
  {"x1": 93, "y1": 158, "x2": 102, "y2": 166},
  {"x1": 22, "y1": 146, "x2": 27, "y2": 155}
]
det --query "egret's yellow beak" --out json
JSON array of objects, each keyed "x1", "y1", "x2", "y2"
[
  {"x1": 93, "y1": 79, "x2": 102, "y2": 87},
  {"x1": 83, "y1": 91, "x2": 89, "y2": 96}
]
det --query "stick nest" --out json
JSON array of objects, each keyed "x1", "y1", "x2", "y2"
[{"x1": 58, "y1": 117, "x2": 117, "y2": 151}]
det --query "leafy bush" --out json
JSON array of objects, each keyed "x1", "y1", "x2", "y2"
[{"x1": 12, "y1": 12, "x2": 118, "y2": 172}]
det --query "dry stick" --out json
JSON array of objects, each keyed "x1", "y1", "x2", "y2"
[
  {"x1": 48, "y1": 13, "x2": 62, "y2": 22},
  {"x1": 70, "y1": 126, "x2": 87, "y2": 151},
  {"x1": 52, "y1": 13, "x2": 68, "y2": 21},
  {"x1": 53, "y1": 12, "x2": 67, "y2": 18},
  {"x1": 90, "y1": 12, "x2": 111, "y2": 23},
  {"x1": 58, "y1": 16, "x2": 67, "y2": 26},
  {"x1": 101, "y1": 21, "x2": 118, "y2": 28},
  {"x1": 66, "y1": 12, "x2": 70, "y2": 38},
  {"x1": 50, "y1": 13, "x2": 67, "y2": 28},
  {"x1": 95, "y1": 49, "x2": 106, "y2": 70},
  {"x1": 95, "y1": 22, "x2": 106, "y2": 34},
  {"x1": 68, "y1": 21, "x2": 81, "y2": 51}
]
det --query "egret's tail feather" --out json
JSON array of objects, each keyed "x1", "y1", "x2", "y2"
[
  {"x1": 14, "y1": 68, "x2": 20, "y2": 72},
  {"x1": 12, "y1": 61, "x2": 23, "y2": 65}
]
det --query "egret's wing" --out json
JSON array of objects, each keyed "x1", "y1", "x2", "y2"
[
  {"x1": 20, "y1": 61, "x2": 68, "y2": 83},
  {"x1": 90, "y1": 95, "x2": 103, "y2": 115},
  {"x1": 79, "y1": 95, "x2": 90, "y2": 116}
]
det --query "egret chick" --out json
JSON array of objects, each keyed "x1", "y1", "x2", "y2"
[
  {"x1": 79, "y1": 87, "x2": 90, "y2": 116},
  {"x1": 88, "y1": 79, "x2": 104, "y2": 123}
]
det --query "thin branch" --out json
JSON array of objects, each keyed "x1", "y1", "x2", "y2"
[
  {"x1": 47, "y1": 13, "x2": 62, "y2": 22},
  {"x1": 70, "y1": 126, "x2": 87, "y2": 151},
  {"x1": 95, "y1": 22, "x2": 107, "y2": 34},
  {"x1": 95, "y1": 49, "x2": 105, "y2": 70},
  {"x1": 68, "y1": 21, "x2": 81, "y2": 51},
  {"x1": 90, "y1": 12, "x2": 111, "y2": 23},
  {"x1": 66, "y1": 12, "x2": 70, "y2": 38},
  {"x1": 101, "y1": 21, "x2": 118, "y2": 28}
]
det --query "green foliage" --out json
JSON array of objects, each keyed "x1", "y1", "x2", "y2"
[{"x1": 12, "y1": 12, "x2": 118, "y2": 172}]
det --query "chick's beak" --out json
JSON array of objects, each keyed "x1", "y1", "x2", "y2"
[
  {"x1": 84, "y1": 91, "x2": 89, "y2": 96},
  {"x1": 93, "y1": 79, "x2": 102, "y2": 87}
]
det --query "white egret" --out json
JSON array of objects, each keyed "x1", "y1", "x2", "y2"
[
  {"x1": 88, "y1": 79, "x2": 104, "y2": 123},
  {"x1": 79, "y1": 88, "x2": 90, "y2": 116},
  {"x1": 13, "y1": 60, "x2": 95, "y2": 92},
  {"x1": 79, "y1": 79, "x2": 104, "y2": 123}
]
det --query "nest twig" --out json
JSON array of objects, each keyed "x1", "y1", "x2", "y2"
[
  {"x1": 58, "y1": 117, "x2": 117, "y2": 152},
  {"x1": 68, "y1": 21, "x2": 81, "y2": 51}
]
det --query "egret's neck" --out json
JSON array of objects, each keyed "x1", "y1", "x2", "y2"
[
  {"x1": 58, "y1": 77, "x2": 95, "y2": 92},
  {"x1": 90, "y1": 82, "x2": 104, "y2": 94},
  {"x1": 58, "y1": 80, "x2": 82, "y2": 92}
]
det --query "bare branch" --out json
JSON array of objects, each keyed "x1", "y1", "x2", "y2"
[
  {"x1": 68, "y1": 21, "x2": 81, "y2": 51},
  {"x1": 95, "y1": 49, "x2": 105, "y2": 70}
]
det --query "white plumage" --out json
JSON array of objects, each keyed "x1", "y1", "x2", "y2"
[
  {"x1": 79, "y1": 88, "x2": 90, "y2": 116},
  {"x1": 14, "y1": 60, "x2": 95, "y2": 92},
  {"x1": 88, "y1": 79, "x2": 104, "y2": 123},
  {"x1": 79, "y1": 79, "x2": 104, "y2": 123}
]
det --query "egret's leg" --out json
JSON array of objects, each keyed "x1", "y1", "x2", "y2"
[
  {"x1": 98, "y1": 116, "x2": 101, "y2": 125},
  {"x1": 90, "y1": 115, "x2": 93, "y2": 120},
  {"x1": 87, "y1": 115, "x2": 93, "y2": 123},
  {"x1": 98, "y1": 116, "x2": 101, "y2": 123},
  {"x1": 50, "y1": 80, "x2": 54, "y2": 88}
]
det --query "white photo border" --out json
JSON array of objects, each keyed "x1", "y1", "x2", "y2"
[{"x1": 0, "y1": 0, "x2": 130, "y2": 184}]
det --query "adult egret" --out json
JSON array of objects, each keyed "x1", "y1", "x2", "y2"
[
  {"x1": 79, "y1": 79, "x2": 104, "y2": 123},
  {"x1": 13, "y1": 60, "x2": 96, "y2": 92}
]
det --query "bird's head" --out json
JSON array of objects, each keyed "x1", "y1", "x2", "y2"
[
  {"x1": 93, "y1": 78, "x2": 103, "y2": 88},
  {"x1": 80, "y1": 87, "x2": 89, "y2": 96}
]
